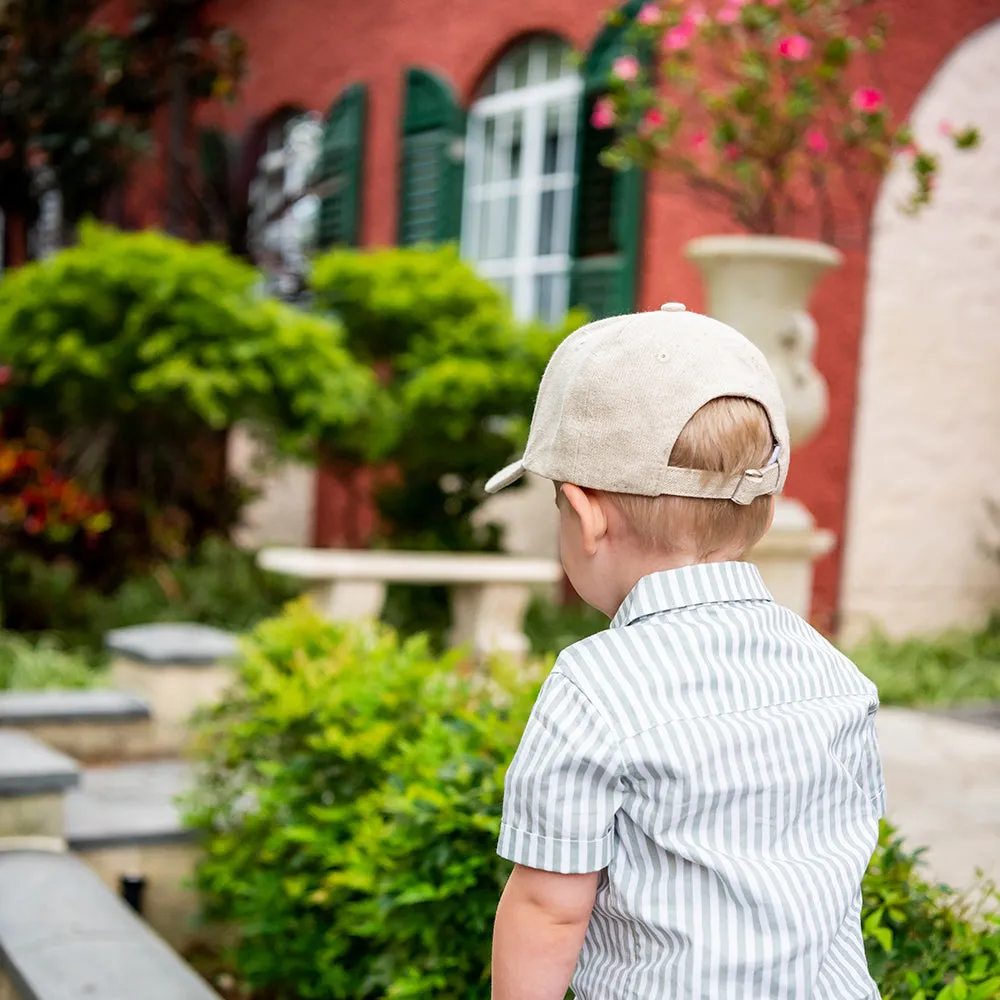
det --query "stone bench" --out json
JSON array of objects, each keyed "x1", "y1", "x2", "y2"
[
  {"x1": 0, "y1": 732, "x2": 79, "y2": 842},
  {"x1": 259, "y1": 548, "x2": 563, "y2": 657},
  {"x1": 0, "y1": 692, "x2": 151, "y2": 765},
  {"x1": 0, "y1": 850, "x2": 220, "y2": 1000}
]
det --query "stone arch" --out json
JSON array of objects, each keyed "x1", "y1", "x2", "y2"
[{"x1": 841, "y1": 19, "x2": 1000, "y2": 640}]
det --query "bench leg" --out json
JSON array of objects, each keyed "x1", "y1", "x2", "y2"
[
  {"x1": 450, "y1": 583, "x2": 532, "y2": 660},
  {"x1": 308, "y1": 580, "x2": 386, "y2": 621}
]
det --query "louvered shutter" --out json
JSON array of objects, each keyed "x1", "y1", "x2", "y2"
[
  {"x1": 315, "y1": 84, "x2": 367, "y2": 249},
  {"x1": 569, "y1": 1, "x2": 645, "y2": 319},
  {"x1": 397, "y1": 68, "x2": 465, "y2": 245}
]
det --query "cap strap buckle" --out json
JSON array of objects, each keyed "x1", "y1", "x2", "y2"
[{"x1": 730, "y1": 447, "x2": 782, "y2": 505}]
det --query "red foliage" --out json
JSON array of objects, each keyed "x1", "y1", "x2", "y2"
[{"x1": 0, "y1": 431, "x2": 111, "y2": 544}]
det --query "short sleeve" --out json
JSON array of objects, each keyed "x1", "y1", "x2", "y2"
[{"x1": 498, "y1": 671, "x2": 624, "y2": 874}]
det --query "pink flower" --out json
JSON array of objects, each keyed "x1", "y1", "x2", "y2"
[
  {"x1": 0, "y1": 366, "x2": 11, "y2": 388},
  {"x1": 612, "y1": 55, "x2": 640, "y2": 81},
  {"x1": 641, "y1": 108, "x2": 665, "y2": 133},
  {"x1": 805, "y1": 127, "x2": 828, "y2": 154},
  {"x1": 688, "y1": 3, "x2": 708, "y2": 25},
  {"x1": 716, "y1": 3, "x2": 740, "y2": 25},
  {"x1": 851, "y1": 86, "x2": 884, "y2": 114},
  {"x1": 724, "y1": 143, "x2": 741, "y2": 162},
  {"x1": 664, "y1": 23, "x2": 695, "y2": 49},
  {"x1": 690, "y1": 129, "x2": 708, "y2": 151},
  {"x1": 591, "y1": 96, "x2": 616, "y2": 130},
  {"x1": 636, "y1": 3, "x2": 661, "y2": 25},
  {"x1": 777, "y1": 34, "x2": 812, "y2": 61},
  {"x1": 938, "y1": 120, "x2": 954, "y2": 137}
]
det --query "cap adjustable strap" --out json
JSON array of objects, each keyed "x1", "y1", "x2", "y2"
[{"x1": 656, "y1": 446, "x2": 783, "y2": 504}]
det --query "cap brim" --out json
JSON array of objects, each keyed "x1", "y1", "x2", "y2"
[{"x1": 484, "y1": 459, "x2": 526, "y2": 494}]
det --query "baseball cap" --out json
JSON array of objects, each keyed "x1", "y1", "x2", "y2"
[{"x1": 484, "y1": 303, "x2": 789, "y2": 504}]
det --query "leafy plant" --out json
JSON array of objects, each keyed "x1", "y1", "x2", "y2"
[
  {"x1": 188, "y1": 605, "x2": 1000, "y2": 1000},
  {"x1": 0, "y1": 536, "x2": 301, "y2": 648},
  {"x1": 601, "y1": 0, "x2": 980, "y2": 239},
  {"x1": 0, "y1": 223, "x2": 378, "y2": 583},
  {"x1": 0, "y1": 630, "x2": 101, "y2": 690},
  {"x1": 185, "y1": 602, "x2": 542, "y2": 999},
  {"x1": 0, "y1": 427, "x2": 110, "y2": 543},
  {"x1": 864, "y1": 824, "x2": 1000, "y2": 999},
  {"x1": 309, "y1": 244, "x2": 575, "y2": 552},
  {"x1": 525, "y1": 594, "x2": 609, "y2": 655},
  {"x1": 851, "y1": 619, "x2": 1000, "y2": 707}
]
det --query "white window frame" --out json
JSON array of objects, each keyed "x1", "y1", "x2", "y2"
[
  {"x1": 461, "y1": 39, "x2": 582, "y2": 323},
  {"x1": 248, "y1": 111, "x2": 322, "y2": 291}
]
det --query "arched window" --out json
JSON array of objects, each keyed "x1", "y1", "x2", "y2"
[
  {"x1": 461, "y1": 35, "x2": 582, "y2": 323},
  {"x1": 247, "y1": 108, "x2": 323, "y2": 295}
]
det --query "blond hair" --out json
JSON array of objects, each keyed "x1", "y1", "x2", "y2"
[{"x1": 606, "y1": 397, "x2": 775, "y2": 559}]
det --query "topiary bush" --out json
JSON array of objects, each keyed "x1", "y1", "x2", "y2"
[
  {"x1": 188, "y1": 605, "x2": 1000, "y2": 1000},
  {"x1": 0, "y1": 222, "x2": 378, "y2": 592},
  {"x1": 309, "y1": 244, "x2": 576, "y2": 553}
]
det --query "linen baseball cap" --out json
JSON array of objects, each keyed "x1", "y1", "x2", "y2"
[{"x1": 484, "y1": 303, "x2": 789, "y2": 504}]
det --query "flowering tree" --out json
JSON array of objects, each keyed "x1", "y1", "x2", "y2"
[{"x1": 598, "y1": 0, "x2": 979, "y2": 240}]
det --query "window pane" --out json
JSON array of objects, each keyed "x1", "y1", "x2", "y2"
[
  {"x1": 537, "y1": 190, "x2": 556, "y2": 255},
  {"x1": 535, "y1": 273, "x2": 567, "y2": 325},
  {"x1": 543, "y1": 105, "x2": 561, "y2": 175},
  {"x1": 481, "y1": 196, "x2": 518, "y2": 260},
  {"x1": 545, "y1": 39, "x2": 570, "y2": 81},
  {"x1": 510, "y1": 44, "x2": 531, "y2": 89}
]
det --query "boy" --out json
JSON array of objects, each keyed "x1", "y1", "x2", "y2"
[{"x1": 485, "y1": 304, "x2": 885, "y2": 1000}]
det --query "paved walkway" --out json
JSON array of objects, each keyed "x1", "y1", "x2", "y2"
[{"x1": 878, "y1": 707, "x2": 1000, "y2": 891}]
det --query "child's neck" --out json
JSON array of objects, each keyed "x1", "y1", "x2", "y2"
[{"x1": 599, "y1": 545, "x2": 746, "y2": 619}]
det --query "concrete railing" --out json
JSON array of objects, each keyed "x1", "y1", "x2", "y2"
[{"x1": 0, "y1": 850, "x2": 220, "y2": 1000}]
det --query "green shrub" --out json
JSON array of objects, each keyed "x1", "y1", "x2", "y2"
[
  {"x1": 0, "y1": 223, "x2": 377, "y2": 587},
  {"x1": 851, "y1": 618, "x2": 1000, "y2": 707},
  {"x1": 185, "y1": 601, "x2": 539, "y2": 999},
  {"x1": 865, "y1": 825, "x2": 1000, "y2": 999},
  {"x1": 188, "y1": 605, "x2": 1000, "y2": 1000},
  {"x1": 525, "y1": 594, "x2": 609, "y2": 655},
  {"x1": 0, "y1": 631, "x2": 101, "y2": 690},
  {"x1": 0, "y1": 537, "x2": 301, "y2": 652},
  {"x1": 309, "y1": 244, "x2": 576, "y2": 553}
]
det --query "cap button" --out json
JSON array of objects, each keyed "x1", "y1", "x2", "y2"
[{"x1": 660, "y1": 302, "x2": 686, "y2": 312}]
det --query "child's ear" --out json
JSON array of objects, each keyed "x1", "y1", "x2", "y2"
[{"x1": 561, "y1": 484, "x2": 607, "y2": 555}]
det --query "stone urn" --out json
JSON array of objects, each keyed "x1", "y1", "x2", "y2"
[
  {"x1": 686, "y1": 235, "x2": 841, "y2": 619},
  {"x1": 685, "y1": 235, "x2": 842, "y2": 449}
]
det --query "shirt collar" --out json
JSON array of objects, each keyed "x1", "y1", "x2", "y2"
[{"x1": 610, "y1": 561, "x2": 773, "y2": 628}]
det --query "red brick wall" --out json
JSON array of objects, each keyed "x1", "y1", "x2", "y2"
[{"x1": 204, "y1": 0, "x2": 1000, "y2": 627}]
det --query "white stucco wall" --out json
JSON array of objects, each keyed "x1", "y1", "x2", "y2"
[
  {"x1": 228, "y1": 428, "x2": 315, "y2": 549},
  {"x1": 841, "y1": 20, "x2": 1000, "y2": 642}
]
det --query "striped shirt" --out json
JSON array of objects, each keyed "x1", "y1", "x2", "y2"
[{"x1": 497, "y1": 561, "x2": 885, "y2": 1000}]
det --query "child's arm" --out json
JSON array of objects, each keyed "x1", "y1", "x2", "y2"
[{"x1": 492, "y1": 864, "x2": 597, "y2": 1000}]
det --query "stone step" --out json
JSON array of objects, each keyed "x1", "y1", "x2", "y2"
[
  {"x1": 65, "y1": 760, "x2": 191, "y2": 851},
  {"x1": 0, "y1": 690, "x2": 152, "y2": 764},
  {"x1": 64, "y1": 760, "x2": 200, "y2": 953},
  {"x1": 0, "y1": 730, "x2": 80, "y2": 840}
]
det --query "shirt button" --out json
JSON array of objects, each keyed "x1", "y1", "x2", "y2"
[{"x1": 660, "y1": 302, "x2": 686, "y2": 312}]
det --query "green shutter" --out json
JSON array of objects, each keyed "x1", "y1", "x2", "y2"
[
  {"x1": 569, "y1": 1, "x2": 645, "y2": 319},
  {"x1": 315, "y1": 83, "x2": 367, "y2": 249},
  {"x1": 397, "y1": 68, "x2": 465, "y2": 245}
]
